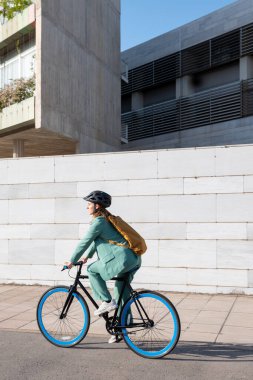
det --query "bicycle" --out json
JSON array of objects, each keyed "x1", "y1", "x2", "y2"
[{"x1": 36, "y1": 262, "x2": 181, "y2": 359}]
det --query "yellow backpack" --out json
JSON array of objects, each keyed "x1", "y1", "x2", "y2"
[{"x1": 107, "y1": 214, "x2": 147, "y2": 256}]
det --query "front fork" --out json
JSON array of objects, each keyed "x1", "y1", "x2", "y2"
[{"x1": 59, "y1": 284, "x2": 77, "y2": 319}]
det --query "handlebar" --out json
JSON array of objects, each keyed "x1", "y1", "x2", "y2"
[{"x1": 61, "y1": 261, "x2": 84, "y2": 271}]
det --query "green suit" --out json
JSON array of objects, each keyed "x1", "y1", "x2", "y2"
[{"x1": 70, "y1": 216, "x2": 141, "y2": 308}]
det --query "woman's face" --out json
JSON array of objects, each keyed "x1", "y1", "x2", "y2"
[
  {"x1": 86, "y1": 202, "x2": 95, "y2": 215},
  {"x1": 86, "y1": 201, "x2": 100, "y2": 215}
]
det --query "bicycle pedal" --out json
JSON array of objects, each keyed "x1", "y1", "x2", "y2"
[{"x1": 99, "y1": 311, "x2": 109, "y2": 316}]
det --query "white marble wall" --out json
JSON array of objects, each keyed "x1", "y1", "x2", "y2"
[{"x1": 0, "y1": 145, "x2": 253, "y2": 294}]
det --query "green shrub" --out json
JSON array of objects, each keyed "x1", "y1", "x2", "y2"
[
  {"x1": 0, "y1": 74, "x2": 35, "y2": 112},
  {"x1": 0, "y1": 0, "x2": 32, "y2": 20}
]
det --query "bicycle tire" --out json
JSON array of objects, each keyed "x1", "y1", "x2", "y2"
[
  {"x1": 37, "y1": 286, "x2": 90, "y2": 348},
  {"x1": 120, "y1": 290, "x2": 180, "y2": 359}
]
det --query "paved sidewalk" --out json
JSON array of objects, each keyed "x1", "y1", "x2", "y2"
[{"x1": 0, "y1": 284, "x2": 253, "y2": 345}]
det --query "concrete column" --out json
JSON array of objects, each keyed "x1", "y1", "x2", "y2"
[
  {"x1": 176, "y1": 75, "x2": 195, "y2": 98},
  {"x1": 176, "y1": 78, "x2": 181, "y2": 98},
  {"x1": 13, "y1": 140, "x2": 24, "y2": 158},
  {"x1": 240, "y1": 56, "x2": 253, "y2": 80},
  {"x1": 75, "y1": 142, "x2": 80, "y2": 154},
  {"x1": 131, "y1": 92, "x2": 143, "y2": 110}
]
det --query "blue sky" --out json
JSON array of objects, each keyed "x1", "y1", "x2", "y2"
[{"x1": 121, "y1": 0, "x2": 237, "y2": 51}]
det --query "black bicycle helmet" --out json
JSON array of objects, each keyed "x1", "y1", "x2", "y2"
[{"x1": 83, "y1": 191, "x2": 111, "y2": 208}]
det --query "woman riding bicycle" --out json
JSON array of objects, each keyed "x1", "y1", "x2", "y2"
[{"x1": 65, "y1": 190, "x2": 142, "y2": 344}]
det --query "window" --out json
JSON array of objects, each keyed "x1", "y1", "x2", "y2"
[{"x1": 0, "y1": 45, "x2": 35, "y2": 88}]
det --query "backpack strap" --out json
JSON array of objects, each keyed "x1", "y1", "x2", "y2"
[
  {"x1": 100, "y1": 237, "x2": 130, "y2": 249},
  {"x1": 107, "y1": 239, "x2": 130, "y2": 249}
]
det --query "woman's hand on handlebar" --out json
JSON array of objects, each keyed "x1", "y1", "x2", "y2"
[
  {"x1": 63, "y1": 257, "x2": 87, "y2": 270},
  {"x1": 80, "y1": 257, "x2": 88, "y2": 264},
  {"x1": 64, "y1": 261, "x2": 73, "y2": 269}
]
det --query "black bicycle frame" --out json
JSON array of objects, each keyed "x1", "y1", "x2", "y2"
[{"x1": 60, "y1": 263, "x2": 152, "y2": 330}]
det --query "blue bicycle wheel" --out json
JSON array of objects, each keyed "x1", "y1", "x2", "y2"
[
  {"x1": 120, "y1": 291, "x2": 180, "y2": 359},
  {"x1": 37, "y1": 286, "x2": 90, "y2": 347}
]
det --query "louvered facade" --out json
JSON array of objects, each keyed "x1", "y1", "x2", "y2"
[{"x1": 121, "y1": 2, "x2": 253, "y2": 148}]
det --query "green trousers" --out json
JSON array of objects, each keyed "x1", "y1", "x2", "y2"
[{"x1": 87, "y1": 260, "x2": 141, "y2": 314}]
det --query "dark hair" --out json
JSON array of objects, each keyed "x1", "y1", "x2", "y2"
[{"x1": 93, "y1": 207, "x2": 111, "y2": 220}]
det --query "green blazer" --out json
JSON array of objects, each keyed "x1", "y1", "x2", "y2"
[{"x1": 70, "y1": 216, "x2": 141, "y2": 281}]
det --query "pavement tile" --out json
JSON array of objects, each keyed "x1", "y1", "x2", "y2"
[
  {"x1": 0, "y1": 286, "x2": 20, "y2": 294},
  {"x1": 1, "y1": 296, "x2": 32, "y2": 305},
  {"x1": 195, "y1": 310, "x2": 228, "y2": 318},
  {"x1": 177, "y1": 310, "x2": 201, "y2": 324},
  {"x1": 0, "y1": 302, "x2": 15, "y2": 309},
  {"x1": 167, "y1": 292, "x2": 187, "y2": 298},
  {"x1": 220, "y1": 325, "x2": 253, "y2": 338},
  {"x1": 0, "y1": 292, "x2": 22, "y2": 301},
  {"x1": 185, "y1": 294, "x2": 211, "y2": 301},
  {"x1": 165, "y1": 294, "x2": 187, "y2": 304},
  {"x1": 225, "y1": 313, "x2": 253, "y2": 328},
  {"x1": 218, "y1": 326, "x2": 253, "y2": 344},
  {"x1": 0, "y1": 319, "x2": 29, "y2": 329},
  {"x1": 192, "y1": 317, "x2": 226, "y2": 325},
  {"x1": 19, "y1": 320, "x2": 39, "y2": 331},
  {"x1": 89, "y1": 317, "x2": 108, "y2": 335},
  {"x1": 180, "y1": 322, "x2": 190, "y2": 331},
  {"x1": 186, "y1": 323, "x2": 221, "y2": 334},
  {"x1": 192, "y1": 310, "x2": 227, "y2": 325},
  {"x1": 3, "y1": 304, "x2": 34, "y2": 313},
  {"x1": 0, "y1": 310, "x2": 21, "y2": 321},
  {"x1": 181, "y1": 331, "x2": 217, "y2": 343},
  {"x1": 167, "y1": 297, "x2": 187, "y2": 306},
  {"x1": 231, "y1": 303, "x2": 253, "y2": 314},
  {"x1": 209, "y1": 295, "x2": 237, "y2": 302},
  {"x1": 1, "y1": 286, "x2": 24, "y2": 293},
  {"x1": 233, "y1": 296, "x2": 253, "y2": 303},
  {"x1": 8, "y1": 310, "x2": 36, "y2": 321},
  {"x1": 177, "y1": 299, "x2": 209, "y2": 310},
  {"x1": 216, "y1": 334, "x2": 253, "y2": 344},
  {"x1": 0, "y1": 304, "x2": 10, "y2": 311},
  {"x1": 22, "y1": 300, "x2": 38, "y2": 308},
  {"x1": 203, "y1": 300, "x2": 235, "y2": 312},
  {"x1": 178, "y1": 312, "x2": 202, "y2": 323}
]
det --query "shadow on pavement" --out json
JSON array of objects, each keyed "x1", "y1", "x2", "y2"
[
  {"x1": 74, "y1": 338, "x2": 253, "y2": 361},
  {"x1": 74, "y1": 339, "x2": 128, "y2": 351},
  {"x1": 170, "y1": 341, "x2": 253, "y2": 362}
]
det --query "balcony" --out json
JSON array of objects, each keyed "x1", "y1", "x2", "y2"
[
  {"x1": 121, "y1": 79, "x2": 253, "y2": 142},
  {"x1": 0, "y1": 96, "x2": 35, "y2": 133},
  {"x1": 0, "y1": 3, "x2": 35, "y2": 49}
]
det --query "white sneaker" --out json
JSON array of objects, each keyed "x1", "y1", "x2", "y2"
[
  {"x1": 94, "y1": 299, "x2": 117, "y2": 316},
  {"x1": 108, "y1": 335, "x2": 123, "y2": 344}
]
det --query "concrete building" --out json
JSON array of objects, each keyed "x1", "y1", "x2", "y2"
[
  {"x1": 121, "y1": 0, "x2": 253, "y2": 150},
  {"x1": 0, "y1": 0, "x2": 120, "y2": 158}
]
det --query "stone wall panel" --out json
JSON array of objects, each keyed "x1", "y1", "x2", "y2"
[{"x1": 1, "y1": 145, "x2": 253, "y2": 294}]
